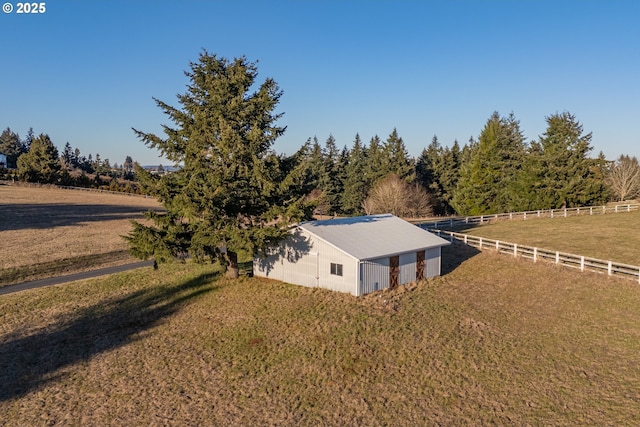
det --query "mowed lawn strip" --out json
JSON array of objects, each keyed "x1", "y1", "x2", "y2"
[
  {"x1": 0, "y1": 185, "x2": 162, "y2": 286},
  {"x1": 2, "y1": 248, "x2": 640, "y2": 426},
  {"x1": 457, "y1": 210, "x2": 640, "y2": 266}
]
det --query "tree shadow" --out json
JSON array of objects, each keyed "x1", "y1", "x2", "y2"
[
  {"x1": 440, "y1": 241, "x2": 481, "y2": 275},
  {"x1": 0, "y1": 269, "x2": 220, "y2": 402},
  {"x1": 253, "y1": 228, "x2": 312, "y2": 276},
  {"x1": 0, "y1": 203, "x2": 162, "y2": 231}
]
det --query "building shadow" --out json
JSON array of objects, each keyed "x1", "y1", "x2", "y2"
[
  {"x1": 440, "y1": 241, "x2": 481, "y2": 275},
  {"x1": 0, "y1": 270, "x2": 220, "y2": 402}
]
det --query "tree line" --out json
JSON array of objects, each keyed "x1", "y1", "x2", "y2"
[
  {"x1": 286, "y1": 112, "x2": 638, "y2": 218},
  {"x1": 0, "y1": 127, "x2": 143, "y2": 193}
]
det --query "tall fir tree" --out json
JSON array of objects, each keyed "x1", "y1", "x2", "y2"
[
  {"x1": 341, "y1": 133, "x2": 369, "y2": 214},
  {"x1": 439, "y1": 140, "x2": 462, "y2": 215},
  {"x1": 528, "y1": 112, "x2": 608, "y2": 208},
  {"x1": 365, "y1": 135, "x2": 386, "y2": 186},
  {"x1": 451, "y1": 112, "x2": 527, "y2": 215},
  {"x1": 17, "y1": 133, "x2": 61, "y2": 183},
  {"x1": 416, "y1": 135, "x2": 444, "y2": 212},
  {"x1": 126, "y1": 52, "x2": 313, "y2": 277},
  {"x1": 383, "y1": 128, "x2": 414, "y2": 181},
  {"x1": 320, "y1": 134, "x2": 342, "y2": 214}
]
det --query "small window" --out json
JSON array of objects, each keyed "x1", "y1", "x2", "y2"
[{"x1": 330, "y1": 263, "x2": 343, "y2": 276}]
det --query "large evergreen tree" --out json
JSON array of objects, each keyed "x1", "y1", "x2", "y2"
[
  {"x1": 341, "y1": 133, "x2": 369, "y2": 214},
  {"x1": 528, "y1": 112, "x2": 608, "y2": 208},
  {"x1": 126, "y1": 52, "x2": 313, "y2": 277},
  {"x1": 451, "y1": 112, "x2": 527, "y2": 215},
  {"x1": 320, "y1": 134, "x2": 342, "y2": 214},
  {"x1": 383, "y1": 128, "x2": 414, "y2": 181},
  {"x1": 17, "y1": 133, "x2": 61, "y2": 183}
]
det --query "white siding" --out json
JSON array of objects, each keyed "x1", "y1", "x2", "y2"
[
  {"x1": 360, "y1": 258, "x2": 389, "y2": 295},
  {"x1": 399, "y1": 252, "x2": 416, "y2": 285},
  {"x1": 425, "y1": 247, "x2": 441, "y2": 278},
  {"x1": 313, "y1": 237, "x2": 357, "y2": 294},
  {"x1": 253, "y1": 229, "x2": 359, "y2": 295},
  {"x1": 282, "y1": 252, "x2": 318, "y2": 287}
]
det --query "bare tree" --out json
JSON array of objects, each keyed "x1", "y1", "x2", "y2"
[
  {"x1": 362, "y1": 174, "x2": 434, "y2": 218},
  {"x1": 606, "y1": 155, "x2": 640, "y2": 201}
]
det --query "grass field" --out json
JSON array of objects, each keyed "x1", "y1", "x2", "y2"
[
  {"x1": 0, "y1": 184, "x2": 161, "y2": 285},
  {"x1": 457, "y1": 210, "x2": 640, "y2": 266},
  {"x1": 1, "y1": 247, "x2": 640, "y2": 425},
  {"x1": 2, "y1": 187, "x2": 640, "y2": 425}
]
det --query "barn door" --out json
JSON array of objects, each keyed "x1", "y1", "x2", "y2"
[
  {"x1": 416, "y1": 250, "x2": 425, "y2": 280},
  {"x1": 389, "y1": 255, "x2": 399, "y2": 289}
]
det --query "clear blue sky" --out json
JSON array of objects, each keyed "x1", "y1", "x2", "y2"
[{"x1": 2, "y1": 0, "x2": 638, "y2": 166}]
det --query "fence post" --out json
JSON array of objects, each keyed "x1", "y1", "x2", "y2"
[
  {"x1": 615, "y1": 205, "x2": 619, "y2": 213},
  {"x1": 608, "y1": 261, "x2": 612, "y2": 276},
  {"x1": 513, "y1": 243, "x2": 517, "y2": 258},
  {"x1": 564, "y1": 208, "x2": 567, "y2": 217},
  {"x1": 580, "y1": 256, "x2": 585, "y2": 272},
  {"x1": 551, "y1": 209, "x2": 554, "y2": 218},
  {"x1": 496, "y1": 240, "x2": 500, "y2": 250},
  {"x1": 590, "y1": 207, "x2": 593, "y2": 215},
  {"x1": 524, "y1": 212, "x2": 527, "y2": 220},
  {"x1": 533, "y1": 247, "x2": 537, "y2": 263},
  {"x1": 555, "y1": 252, "x2": 560, "y2": 265},
  {"x1": 479, "y1": 237, "x2": 483, "y2": 249}
]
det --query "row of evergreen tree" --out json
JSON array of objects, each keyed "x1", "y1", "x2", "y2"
[
  {"x1": 1, "y1": 110, "x2": 632, "y2": 216},
  {"x1": 291, "y1": 111, "x2": 615, "y2": 216},
  {"x1": 0, "y1": 127, "x2": 139, "y2": 188}
]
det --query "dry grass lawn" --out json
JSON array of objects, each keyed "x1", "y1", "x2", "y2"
[
  {"x1": 457, "y1": 210, "x2": 640, "y2": 266},
  {"x1": 1, "y1": 246, "x2": 640, "y2": 425},
  {"x1": 0, "y1": 184, "x2": 161, "y2": 285}
]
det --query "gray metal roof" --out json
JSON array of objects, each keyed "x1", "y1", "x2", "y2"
[{"x1": 298, "y1": 214, "x2": 450, "y2": 261}]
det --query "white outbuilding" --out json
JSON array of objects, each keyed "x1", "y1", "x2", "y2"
[{"x1": 253, "y1": 214, "x2": 450, "y2": 296}]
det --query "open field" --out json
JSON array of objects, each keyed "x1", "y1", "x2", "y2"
[
  {"x1": 2, "y1": 246, "x2": 640, "y2": 425},
  {"x1": 456, "y1": 210, "x2": 640, "y2": 266},
  {"x1": 0, "y1": 184, "x2": 161, "y2": 285}
]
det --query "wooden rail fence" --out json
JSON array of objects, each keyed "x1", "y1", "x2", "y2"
[
  {"x1": 428, "y1": 229, "x2": 640, "y2": 284},
  {"x1": 416, "y1": 204, "x2": 639, "y2": 230}
]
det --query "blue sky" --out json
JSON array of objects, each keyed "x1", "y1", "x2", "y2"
[{"x1": 1, "y1": 0, "x2": 639, "y2": 166}]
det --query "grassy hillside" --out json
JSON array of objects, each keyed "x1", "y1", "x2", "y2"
[
  {"x1": 457, "y1": 210, "x2": 640, "y2": 266},
  {"x1": 2, "y1": 247, "x2": 640, "y2": 425}
]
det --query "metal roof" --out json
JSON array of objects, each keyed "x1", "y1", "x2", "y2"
[{"x1": 298, "y1": 214, "x2": 450, "y2": 261}]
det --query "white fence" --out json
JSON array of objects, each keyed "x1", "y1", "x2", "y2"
[
  {"x1": 416, "y1": 204, "x2": 639, "y2": 229},
  {"x1": 430, "y1": 229, "x2": 640, "y2": 284}
]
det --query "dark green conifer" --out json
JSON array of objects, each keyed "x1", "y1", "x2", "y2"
[{"x1": 127, "y1": 52, "x2": 313, "y2": 277}]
